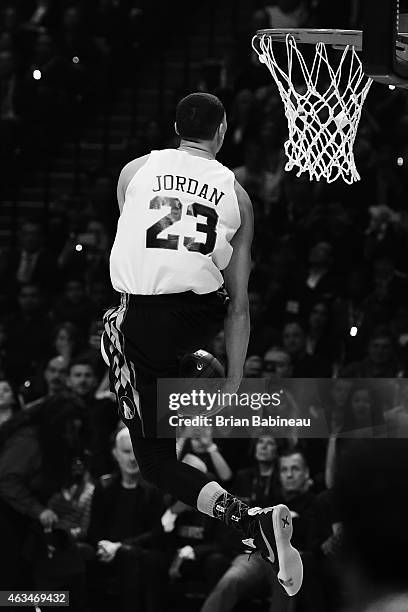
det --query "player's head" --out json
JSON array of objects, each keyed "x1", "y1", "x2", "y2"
[{"x1": 175, "y1": 92, "x2": 226, "y2": 153}]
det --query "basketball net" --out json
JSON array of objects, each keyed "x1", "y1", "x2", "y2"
[{"x1": 253, "y1": 33, "x2": 373, "y2": 183}]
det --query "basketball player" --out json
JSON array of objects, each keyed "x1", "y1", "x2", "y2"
[{"x1": 101, "y1": 92, "x2": 303, "y2": 596}]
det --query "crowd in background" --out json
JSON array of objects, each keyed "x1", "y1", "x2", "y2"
[{"x1": 1, "y1": 1, "x2": 408, "y2": 611}]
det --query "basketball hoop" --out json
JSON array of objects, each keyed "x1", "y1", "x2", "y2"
[{"x1": 252, "y1": 29, "x2": 373, "y2": 183}]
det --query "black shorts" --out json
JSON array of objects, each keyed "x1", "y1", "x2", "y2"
[{"x1": 102, "y1": 290, "x2": 227, "y2": 437}]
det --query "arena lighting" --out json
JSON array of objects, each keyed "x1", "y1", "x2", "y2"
[
  {"x1": 388, "y1": 84, "x2": 396, "y2": 90},
  {"x1": 397, "y1": 156, "x2": 404, "y2": 166},
  {"x1": 350, "y1": 326, "x2": 358, "y2": 337},
  {"x1": 72, "y1": 56, "x2": 79, "y2": 63},
  {"x1": 33, "y1": 69, "x2": 41, "y2": 80},
  {"x1": 75, "y1": 244, "x2": 83, "y2": 252}
]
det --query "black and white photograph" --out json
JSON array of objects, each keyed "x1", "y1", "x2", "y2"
[{"x1": 0, "y1": 1, "x2": 408, "y2": 611}]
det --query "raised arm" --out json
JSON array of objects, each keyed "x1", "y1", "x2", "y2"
[{"x1": 222, "y1": 181, "x2": 254, "y2": 392}]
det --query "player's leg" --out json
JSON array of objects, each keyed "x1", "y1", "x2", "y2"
[{"x1": 102, "y1": 292, "x2": 302, "y2": 596}]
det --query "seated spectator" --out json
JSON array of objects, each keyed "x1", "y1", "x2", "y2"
[
  {"x1": 300, "y1": 241, "x2": 339, "y2": 311},
  {"x1": 282, "y1": 320, "x2": 331, "y2": 377},
  {"x1": 178, "y1": 427, "x2": 233, "y2": 483},
  {"x1": 67, "y1": 357, "x2": 118, "y2": 477},
  {"x1": 31, "y1": 461, "x2": 95, "y2": 611},
  {"x1": 341, "y1": 327, "x2": 404, "y2": 378},
  {"x1": 0, "y1": 395, "x2": 87, "y2": 591},
  {"x1": 341, "y1": 384, "x2": 385, "y2": 438},
  {"x1": 7, "y1": 219, "x2": 59, "y2": 294},
  {"x1": 53, "y1": 321, "x2": 83, "y2": 364},
  {"x1": 322, "y1": 378, "x2": 353, "y2": 434},
  {"x1": 262, "y1": 346, "x2": 293, "y2": 379},
  {"x1": 244, "y1": 354, "x2": 263, "y2": 377},
  {"x1": 23, "y1": 355, "x2": 68, "y2": 408},
  {"x1": 53, "y1": 279, "x2": 95, "y2": 335},
  {"x1": 0, "y1": 377, "x2": 21, "y2": 426},
  {"x1": 86, "y1": 426, "x2": 166, "y2": 612},
  {"x1": 5, "y1": 283, "x2": 54, "y2": 386},
  {"x1": 325, "y1": 383, "x2": 385, "y2": 489},
  {"x1": 305, "y1": 300, "x2": 341, "y2": 373}
]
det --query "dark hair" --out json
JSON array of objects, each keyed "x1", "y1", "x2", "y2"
[
  {"x1": 176, "y1": 93, "x2": 225, "y2": 141},
  {"x1": 279, "y1": 447, "x2": 309, "y2": 469},
  {"x1": 69, "y1": 356, "x2": 96, "y2": 375},
  {"x1": 342, "y1": 382, "x2": 384, "y2": 432}
]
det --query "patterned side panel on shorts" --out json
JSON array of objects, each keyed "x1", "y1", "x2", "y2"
[{"x1": 102, "y1": 294, "x2": 145, "y2": 435}]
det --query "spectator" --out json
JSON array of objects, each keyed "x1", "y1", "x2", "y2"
[
  {"x1": 323, "y1": 379, "x2": 353, "y2": 434},
  {"x1": 178, "y1": 427, "x2": 233, "y2": 483},
  {"x1": 299, "y1": 241, "x2": 339, "y2": 310},
  {"x1": 53, "y1": 321, "x2": 83, "y2": 364},
  {"x1": 87, "y1": 426, "x2": 166, "y2": 612},
  {"x1": 0, "y1": 395, "x2": 87, "y2": 591},
  {"x1": 7, "y1": 219, "x2": 59, "y2": 293},
  {"x1": 342, "y1": 384, "x2": 385, "y2": 438},
  {"x1": 67, "y1": 357, "x2": 118, "y2": 477},
  {"x1": 23, "y1": 355, "x2": 68, "y2": 408},
  {"x1": 5, "y1": 283, "x2": 54, "y2": 385},
  {"x1": 0, "y1": 378, "x2": 20, "y2": 426},
  {"x1": 243, "y1": 354, "x2": 263, "y2": 377},
  {"x1": 341, "y1": 327, "x2": 403, "y2": 378},
  {"x1": 305, "y1": 300, "x2": 341, "y2": 373},
  {"x1": 282, "y1": 320, "x2": 331, "y2": 377},
  {"x1": 53, "y1": 279, "x2": 95, "y2": 335},
  {"x1": 262, "y1": 346, "x2": 293, "y2": 379}
]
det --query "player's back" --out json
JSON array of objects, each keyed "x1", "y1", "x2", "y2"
[{"x1": 110, "y1": 149, "x2": 241, "y2": 295}]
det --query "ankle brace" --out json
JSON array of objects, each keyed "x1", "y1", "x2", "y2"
[{"x1": 213, "y1": 492, "x2": 251, "y2": 531}]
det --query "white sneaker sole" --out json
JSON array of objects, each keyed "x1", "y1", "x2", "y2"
[{"x1": 272, "y1": 504, "x2": 303, "y2": 597}]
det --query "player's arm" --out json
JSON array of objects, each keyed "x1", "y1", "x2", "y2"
[
  {"x1": 117, "y1": 154, "x2": 150, "y2": 214},
  {"x1": 222, "y1": 181, "x2": 254, "y2": 391}
]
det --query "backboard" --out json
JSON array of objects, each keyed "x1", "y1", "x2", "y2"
[{"x1": 362, "y1": 0, "x2": 408, "y2": 87}]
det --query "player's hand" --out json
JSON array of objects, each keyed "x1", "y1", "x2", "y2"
[{"x1": 39, "y1": 508, "x2": 58, "y2": 532}]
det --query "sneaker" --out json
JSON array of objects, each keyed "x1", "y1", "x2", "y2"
[{"x1": 242, "y1": 504, "x2": 303, "y2": 597}]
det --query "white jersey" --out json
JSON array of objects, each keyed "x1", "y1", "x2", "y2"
[{"x1": 110, "y1": 149, "x2": 241, "y2": 295}]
